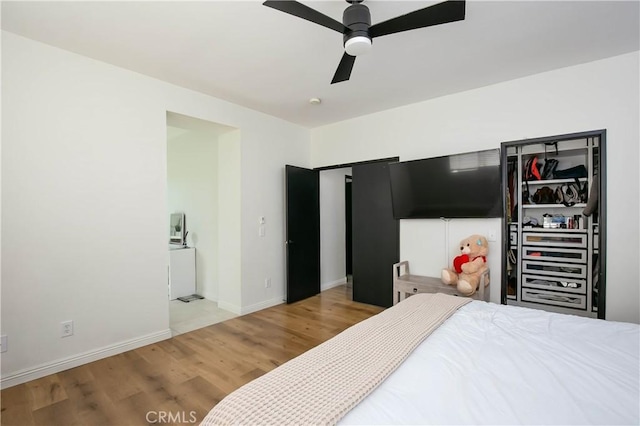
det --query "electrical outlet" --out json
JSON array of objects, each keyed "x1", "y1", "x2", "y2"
[
  {"x1": 0, "y1": 335, "x2": 7, "y2": 353},
  {"x1": 61, "y1": 320, "x2": 74, "y2": 338},
  {"x1": 264, "y1": 278, "x2": 271, "y2": 289}
]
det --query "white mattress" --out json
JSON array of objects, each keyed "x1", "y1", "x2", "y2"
[{"x1": 340, "y1": 301, "x2": 640, "y2": 425}]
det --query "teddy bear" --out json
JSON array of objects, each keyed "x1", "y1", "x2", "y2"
[{"x1": 441, "y1": 234, "x2": 489, "y2": 296}]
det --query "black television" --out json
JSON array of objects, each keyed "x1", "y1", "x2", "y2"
[{"x1": 388, "y1": 148, "x2": 501, "y2": 219}]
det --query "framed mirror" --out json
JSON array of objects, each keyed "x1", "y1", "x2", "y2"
[{"x1": 169, "y1": 212, "x2": 185, "y2": 245}]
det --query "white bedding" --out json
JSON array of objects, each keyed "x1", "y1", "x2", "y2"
[{"x1": 340, "y1": 301, "x2": 640, "y2": 425}]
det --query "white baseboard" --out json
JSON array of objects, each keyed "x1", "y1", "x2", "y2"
[
  {"x1": 321, "y1": 277, "x2": 347, "y2": 291},
  {"x1": 219, "y1": 297, "x2": 284, "y2": 316},
  {"x1": 240, "y1": 297, "x2": 284, "y2": 315},
  {"x1": 0, "y1": 329, "x2": 172, "y2": 390},
  {"x1": 217, "y1": 301, "x2": 241, "y2": 315}
]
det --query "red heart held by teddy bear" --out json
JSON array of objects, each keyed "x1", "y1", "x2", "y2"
[{"x1": 453, "y1": 254, "x2": 470, "y2": 274}]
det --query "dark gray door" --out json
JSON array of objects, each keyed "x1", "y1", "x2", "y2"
[
  {"x1": 352, "y1": 161, "x2": 399, "y2": 307},
  {"x1": 285, "y1": 165, "x2": 320, "y2": 303},
  {"x1": 345, "y1": 176, "x2": 353, "y2": 276}
]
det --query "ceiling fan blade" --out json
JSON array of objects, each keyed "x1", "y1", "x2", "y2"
[
  {"x1": 369, "y1": 0, "x2": 465, "y2": 38},
  {"x1": 331, "y1": 53, "x2": 356, "y2": 84},
  {"x1": 263, "y1": 1, "x2": 349, "y2": 34}
]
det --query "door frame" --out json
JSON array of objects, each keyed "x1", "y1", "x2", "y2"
[
  {"x1": 315, "y1": 157, "x2": 400, "y2": 305},
  {"x1": 345, "y1": 175, "x2": 353, "y2": 277},
  {"x1": 314, "y1": 157, "x2": 400, "y2": 173},
  {"x1": 284, "y1": 157, "x2": 399, "y2": 304},
  {"x1": 500, "y1": 129, "x2": 607, "y2": 319}
]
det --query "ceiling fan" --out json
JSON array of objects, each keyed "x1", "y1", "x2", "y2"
[{"x1": 263, "y1": 0, "x2": 466, "y2": 84}]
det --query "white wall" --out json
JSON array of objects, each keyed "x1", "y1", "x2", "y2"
[
  {"x1": 311, "y1": 52, "x2": 640, "y2": 324},
  {"x1": 1, "y1": 31, "x2": 310, "y2": 386},
  {"x1": 238, "y1": 126, "x2": 313, "y2": 314},
  {"x1": 320, "y1": 168, "x2": 352, "y2": 289},
  {"x1": 217, "y1": 130, "x2": 242, "y2": 313},
  {"x1": 167, "y1": 128, "x2": 219, "y2": 300}
]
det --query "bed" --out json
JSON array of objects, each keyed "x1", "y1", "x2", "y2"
[{"x1": 201, "y1": 293, "x2": 639, "y2": 425}]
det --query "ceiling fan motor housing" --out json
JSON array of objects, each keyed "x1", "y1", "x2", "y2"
[{"x1": 343, "y1": 3, "x2": 372, "y2": 46}]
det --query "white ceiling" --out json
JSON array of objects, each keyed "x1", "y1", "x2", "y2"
[{"x1": 2, "y1": 1, "x2": 639, "y2": 128}]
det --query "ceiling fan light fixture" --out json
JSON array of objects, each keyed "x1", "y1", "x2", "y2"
[{"x1": 344, "y1": 36, "x2": 372, "y2": 56}]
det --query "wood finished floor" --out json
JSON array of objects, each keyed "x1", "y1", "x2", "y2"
[{"x1": 0, "y1": 285, "x2": 383, "y2": 426}]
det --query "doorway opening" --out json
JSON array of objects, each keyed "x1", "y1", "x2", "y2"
[
  {"x1": 287, "y1": 157, "x2": 399, "y2": 307},
  {"x1": 166, "y1": 112, "x2": 240, "y2": 335}
]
